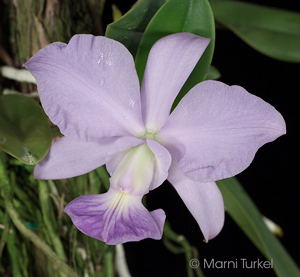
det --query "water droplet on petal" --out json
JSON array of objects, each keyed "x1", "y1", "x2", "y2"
[
  {"x1": 129, "y1": 99, "x2": 135, "y2": 108},
  {"x1": 98, "y1": 52, "x2": 104, "y2": 64},
  {"x1": 106, "y1": 53, "x2": 113, "y2": 66}
]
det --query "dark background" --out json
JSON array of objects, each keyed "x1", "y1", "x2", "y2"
[{"x1": 102, "y1": 0, "x2": 300, "y2": 276}]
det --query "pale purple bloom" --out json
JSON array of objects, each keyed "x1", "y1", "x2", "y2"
[{"x1": 24, "y1": 33, "x2": 286, "y2": 245}]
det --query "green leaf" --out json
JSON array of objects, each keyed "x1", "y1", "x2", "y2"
[
  {"x1": 210, "y1": 0, "x2": 300, "y2": 62},
  {"x1": 111, "y1": 4, "x2": 123, "y2": 22},
  {"x1": 0, "y1": 95, "x2": 51, "y2": 165},
  {"x1": 205, "y1": 65, "x2": 221, "y2": 80},
  {"x1": 105, "y1": 0, "x2": 166, "y2": 57},
  {"x1": 217, "y1": 177, "x2": 300, "y2": 277},
  {"x1": 134, "y1": 0, "x2": 215, "y2": 111}
]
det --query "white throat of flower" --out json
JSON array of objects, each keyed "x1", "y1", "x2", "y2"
[{"x1": 110, "y1": 142, "x2": 155, "y2": 195}]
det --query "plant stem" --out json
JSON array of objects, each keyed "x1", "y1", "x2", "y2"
[
  {"x1": 0, "y1": 211, "x2": 10, "y2": 258},
  {"x1": 38, "y1": 180, "x2": 67, "y2": 277},
  {"x1": 163, "y1": 222, "x2": 205, "y2": 277},
  {"x1": 115, "y1": 244, "x2": 131, "y2": 277},
  {"x1": 104, "y1": 251, "x2": 114, "y2": 277},
  {"x1": 0, "y1": 158, "x2": 79, "y2": 277},
  {"x1": 5, "y1": 198, "x2": 79, "y2": 277}
]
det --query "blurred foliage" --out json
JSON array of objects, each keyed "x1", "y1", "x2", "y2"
[
  {"x1": 0, "y1": 151, "x2": 113, "y2": 276},
  {"x1": 0, "y1": 94, "x2": 52, "y2": 165},
  {"x1": 210, "y1": 0, "x2": 300, "y2": 62}
]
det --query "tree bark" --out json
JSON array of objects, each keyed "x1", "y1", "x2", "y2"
[{"x1": 2, "y1": 0, "x2": 105, "y2": 67}]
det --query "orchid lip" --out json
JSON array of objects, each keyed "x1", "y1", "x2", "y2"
[
  {"x1": 64, "y1": 188, "x2": 166, "y2": 245},
  {"x1": 110, "y1": 142, "x2": 156, "y2": 195}
]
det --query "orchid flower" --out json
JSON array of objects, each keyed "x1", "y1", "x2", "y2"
[{"x1": 24, "y1": 33, "x2": 286, "y2": 245}]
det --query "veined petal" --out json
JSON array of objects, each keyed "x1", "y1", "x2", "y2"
[
  {"x1": 158, "y1": 80, "x2": 286, "y2": 182},
  {"x1": 168, "y1": 161, "x2": 224, "y2": 241},
  {"x1": 34, "y1": 136, "x2": 115, "y2": 180},
  {"x1": 64, "y1": 188, "x2": 166, "y2": 245},
  {"x1": 24, "y1": 35, "x2": 145, "y2": 141},
  {"x1": 140, "y1": 33, "x2": 210, "y2": 132}
]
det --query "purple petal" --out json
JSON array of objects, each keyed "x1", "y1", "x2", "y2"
[
  {"x1": 24, "y1": 35, "x2": 145, "y2": 141},
  {"x1": 34, "y1": 136, "x2": 115, "y2": 180},
  {"x1": 140, "y1": 33, "x2": 210, "y2": 132},
  {"x1": 146, "y1": 139, "x2": 172, "y2": 191},
  {"x1": 64, "y1": 188, "x2": 166, "y2": 244},
  {"x1": 158, "y1": 80, "x2": 286, "y2": 182},
  {"x1": 168, "y1": 161, "x2": 224, "y2": 241}
]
